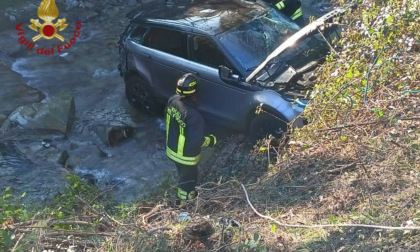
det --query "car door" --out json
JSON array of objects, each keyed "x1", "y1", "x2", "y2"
[
  {"x1": 129, "y1": 26, "x2": 251, "y2": 129},
  {"x1": 186, "y1": 34, "x2": 250, "y2": 129},
  {"x1": 139, "y1": 26, "x2": 190, "y2": 101}
]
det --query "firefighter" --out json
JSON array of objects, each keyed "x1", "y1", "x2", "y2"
[
  {"x1": 165, "y1": 73, "x2": 216, "y2": 201},
  {"x1": 270, "y1": 0, "x2": 305, "y2": 27}
]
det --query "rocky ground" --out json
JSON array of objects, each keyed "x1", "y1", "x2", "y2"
[{"x1": 0, "y1": 0, "x2": 187, "y2": 204}]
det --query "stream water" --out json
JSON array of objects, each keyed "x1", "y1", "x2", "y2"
[{"x1": 0, "y1": 1, "x2": 180, "y2": 203}]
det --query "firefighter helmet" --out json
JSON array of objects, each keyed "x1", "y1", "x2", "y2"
[{"x1": 176, "y1": 73, "x2": 198, "y2": 96}]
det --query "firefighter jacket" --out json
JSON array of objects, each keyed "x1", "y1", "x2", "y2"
[
  {"x1": 272, "y1": 0, "x2": 303, "y2": 21},
  {"x1": 166, "y1": 94, "x2": 210, "y2": 166}
]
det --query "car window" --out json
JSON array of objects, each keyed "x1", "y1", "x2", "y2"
[
  {"x1": 130, "y1": 25, "x2": 147, "y2": 43},
  {"x1": 143, "y1": 27, "x2": 188, "y2": 59},
  {"x1": 188, "y1": 35, "x2": 226, "y2": 68}
]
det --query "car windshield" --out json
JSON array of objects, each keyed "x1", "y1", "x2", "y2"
[{"x1": 216, "y1": 9, "x2": 300, "y2": 73}]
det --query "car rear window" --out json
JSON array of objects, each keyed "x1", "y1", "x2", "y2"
[
  {"x1": 143, "y1": 27, "x2": 188, "y2": 59},
  {"x1": 130, "y1": 25, "x2": 148, "y2": 43}
]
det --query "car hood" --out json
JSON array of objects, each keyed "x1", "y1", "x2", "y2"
[{"x1": 245, "y1": 7, "x2": 347, "y2": 83}]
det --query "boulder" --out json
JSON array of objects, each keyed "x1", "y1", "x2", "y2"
[
  {"x1": 0, "y1": 139, "x2": 69, "y2": 205},
  {"x1": 4, "y1": 94, "x2": 75, "y2": 135},
  {"x1": 93, "y1": 123, "x2": 135, "y2": 146},
  {"x1": 0, "y1": 65, "x2": 45, "y2": 121},
  {"x1": 183, "y1": 218, "x2": 215, "y2": 242}
]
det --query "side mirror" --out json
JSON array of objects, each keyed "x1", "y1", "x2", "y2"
[
  {"x1": 218, "y1": 65, "x2": 232, "y2": 80},
  {"x1": 218, "y1": 65, "x2": 240, "y2": 85}
]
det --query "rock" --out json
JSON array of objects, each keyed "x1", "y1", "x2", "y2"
[
  {"x1": 178, "y1": 212, "x2": 192, "y2": 222},
  {"x1": 92, "y1": 68, "x2": 119, "y2": 78},
  {"x1": 4, "y1": 94, "x2": 75, "y2": 135},
  {"x1": 183, "y1": 218, "x2": 214, "y2": 242},
  {"x1": 57, "y1": 150, "x2": 70, "y2": 166},
  {"x1": 126, "y1": 0, "x2": 137, "y2": 6},
  {"x1": 0, "y1": 139, "x2": 69, "y2": 205},
  {"x1": 0, "y1": 65, "x2": 45, "y2": 119},
  {"x1": 0, "y1": 113, "x2": 7, "y2": 127},
  {"x1": 97, "y1": 146, "x2": 112, "y2": 157},
  {"x1": 93, "y1": 124, "x2": 135, "y2": 146}
]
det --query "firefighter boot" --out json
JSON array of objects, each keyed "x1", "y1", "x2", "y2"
[{"x1": 176, "y1": 187, "x2": 197, "y2": 206}]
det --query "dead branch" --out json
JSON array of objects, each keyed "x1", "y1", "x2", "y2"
[
  {"x1": 141, "y1": 204, "x2": 163, "y2": 225},
  {"x1": 10, "y1": 220, "x2": 92, "y2": 228},
  {"x1": 2, "y1": 226, "x2": 116, "y2": 238},
  {"x1": 11, "y1": 233, "x2": 25, "y2": 252},
  {"x1": 12, "y1": 220, "x2": 38, "y2": 227},
  {"x1": 316, "y1": 116, "x2": 420, "y2": 132},
  {"x1": 400, "y1": 117, "x2": 420, "y2": 121},
  {"x1": 204, "y1": 196, "x2": 243, "y2": 201},
  {"x1": 324, "y1": 162, "x2": 356, "y2": 175},
  {"x1": 42, "y1": 237, "x2": 96, "y2": 248},
  {"x1": 76, "y1": 195, "x2": 124, "y2": 226},
  {"x1": 196, "y1": 180, "x2": 240, "y2": 191},
  {"x1": 47, "y1": 220, "x2": 93, "y2": 227},
  {"x1": 317, "y1": 120, "x2": 386, "y2": 132},
  {"x1": 45, "y1": 229, "x2": 115, "y2": 237},
  {"x1": 75, "y1": 195, "x2": 101, "y2": 216},
  {"x1": 317, "y1": 27, "x2": 339, "y2": 56},
  {"x1": 317, "y1": 116, "x2": 420, "y2": 132},
  {"x1": 146, "y1": 227, "x2": 172, "y2": 235},
  {"x1": 1, "y1": 228, "x2": 33, "y2": 234},
  {"x1": 89, "y1": 180, "x2": 124, "y2": 204},
  {"x1": 241, "y1": 183, "x2": 420, "y2": 230}
]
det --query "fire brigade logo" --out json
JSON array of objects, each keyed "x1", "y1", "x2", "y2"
[
  {"x1": 28, "y1": 0, "x2": 68, "y2": 42},
  {"x1": 15, "y1": 0, "x2": 81, "y2": 55}
]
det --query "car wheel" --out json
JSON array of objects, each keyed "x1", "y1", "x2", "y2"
[
  {"x1": 248, "y1": 112, "x2": 287, "y2": 143},
  {"x1": 124, "y1": 74, "x2": 162, "y2": 114}
]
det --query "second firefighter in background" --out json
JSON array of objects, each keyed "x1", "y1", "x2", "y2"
[
  {"x1": 165, "y1": 73, "x2": 216, "y2": 201},
  {"x1": 268, "y1": 0, "x2": 305, "y2": 27}
]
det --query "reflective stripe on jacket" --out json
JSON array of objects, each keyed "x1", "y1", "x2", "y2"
[
  {"x1": 273, "y1": 0, "x2": 303, "y2": 20},
  {"x1": 166, "y1": 94, "x2": 205, "y2": 166}
]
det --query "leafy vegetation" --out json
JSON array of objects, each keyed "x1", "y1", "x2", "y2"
[{"x1": 1, "y1": 0, "x2": 419, "y2": 251}]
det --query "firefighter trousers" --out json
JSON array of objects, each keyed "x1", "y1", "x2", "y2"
[{"x1": 175, "y1": 163, "x2": 198, "y2": 193}]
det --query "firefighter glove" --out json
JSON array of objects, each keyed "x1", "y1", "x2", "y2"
[
  {"x1": 209, "y1": 134, "x2": 216, "y2": 147},
  {"x1": 202, "y1": 134, "x2": 217, "y2": 147}
]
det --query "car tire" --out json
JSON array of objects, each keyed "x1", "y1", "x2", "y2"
[
  {"x1": 248, "y1": 112, "x2": 287, "y2": 143},
  {"x1": 124, "y1": 74, "x2": 162, "y2": 114}
]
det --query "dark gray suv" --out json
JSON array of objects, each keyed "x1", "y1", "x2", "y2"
[{"x1": 118, "y1": 0, "x2": 343, "y2": 139}]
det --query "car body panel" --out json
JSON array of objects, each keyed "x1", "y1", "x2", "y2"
[
  {"x1": 119, "y1": 0, "x2": 343, "y2": 132},
  {"x1": 128, "y1": 40, "x2": 186, "y2": 100}
]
